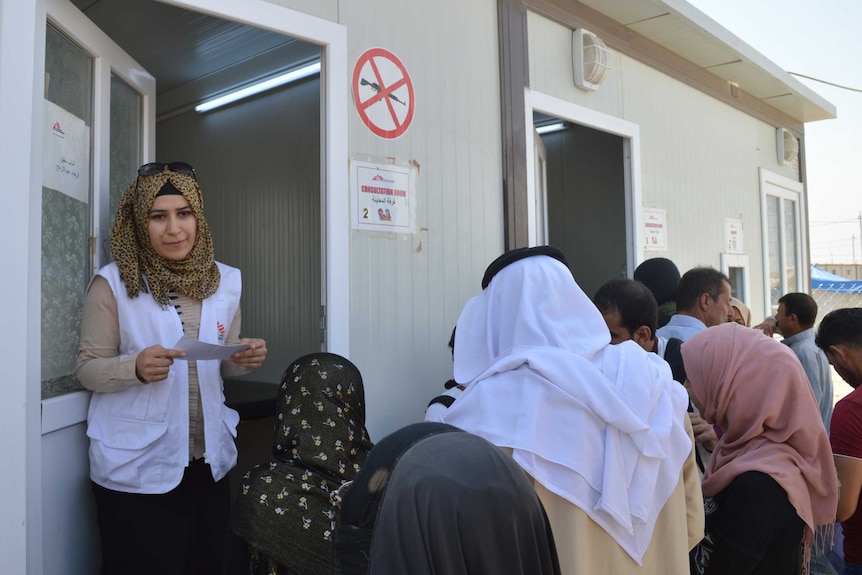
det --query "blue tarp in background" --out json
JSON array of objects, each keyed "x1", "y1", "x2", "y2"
[{"x1": 811, "y1": 265, "x2": 862, "y2": 294}]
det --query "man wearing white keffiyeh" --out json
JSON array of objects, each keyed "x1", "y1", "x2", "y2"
[{"x1": 428, "y1": 247, "x2": 703, "y2": 574}]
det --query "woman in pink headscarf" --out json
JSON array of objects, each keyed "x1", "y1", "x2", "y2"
[
  {"x1": 729, "y1": 297, "x2": 751, "y2": 327},
  {"x1": 683, "y1": 322, "x2": 839, "y2": 575}
]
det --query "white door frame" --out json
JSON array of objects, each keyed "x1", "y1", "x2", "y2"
[
  {"x1": 28, "y1": 0, "x2": 147, "y2": 568},
  {"x1": 524, "y1": 89, "x2": 642, "y2": 272},
  {"x1": 0, "y1": 0, "x2": 43, "y2": 570},
  {"x1": 166, "y1": 0, "x2": 350, "y2": 358},
  {"x1": 532, "y1": 127, "x2": 549, "y2": 245},
  {"x1": 40, "y1": 0, "x2": 158, "y2": 436},
  {"x1": 37, "y1": 19, "x2": 151, "y2": 569},
  {"x1": 36, "y1": 2, "x2": 350, "y2": 433},
  {"x1": 37, "y1": 0, "x2": 350, "y2": 417},
  {"x1": 10, "y1": 1, "x2": 349, "y2": 571}
]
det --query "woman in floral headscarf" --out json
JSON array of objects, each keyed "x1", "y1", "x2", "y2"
[
  {"x1": 232, "y1": 352, "x2": 373, "y2": 575},
  {"x1": 76, "y1": 162, "x2": 267, "y2": 574}
]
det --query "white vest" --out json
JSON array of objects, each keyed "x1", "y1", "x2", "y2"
[{"x1": 87, "y1": 261, "x2": 242, "y2": 494}]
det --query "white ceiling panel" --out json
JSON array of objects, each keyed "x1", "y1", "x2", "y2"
[
  {"x1": 628, "y1": 15, "x2": 740, "y2": 68},
  {"x1": 578, "y1": 0, "x2": 669, "y2": 26},
  {"x1": 575, "y1": 0, "x2": 835, "y2": 122},
  {"x1": 69, "y1": 0, "x2": 317, "y2": 105}
]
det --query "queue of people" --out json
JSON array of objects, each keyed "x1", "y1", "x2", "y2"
[
  {"x1": 591, "y1": 259, "x2": 851, "y2": 575},
  {"x1": 76, "y1": 168, "x2": 856, "y2": 575}
]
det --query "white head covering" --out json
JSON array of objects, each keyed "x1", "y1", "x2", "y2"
[{"x1": 434, "y1": 254, "x2": 691, "y2": 564}]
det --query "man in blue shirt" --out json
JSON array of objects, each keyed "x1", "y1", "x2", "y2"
[
  {"x1": 783, "y1": 293, "x2": 839, "y2": 575},
  {"x1": 776, "y1": 292, "x2": 834, "y2": 432},
  {"x1": 656, "y1": 267, "x2": 732, "y2": 341},
  {"x1": 655, "y1": 267, "x2": 731, "y2": 474}
]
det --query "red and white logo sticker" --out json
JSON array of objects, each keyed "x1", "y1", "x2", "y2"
[{"x1": 352, "y1": 48, "x2": 415, "y2": 139}]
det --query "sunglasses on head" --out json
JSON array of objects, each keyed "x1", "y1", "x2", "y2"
[
  {"x1": 137, "y1": 161, "x2": 196, "y2": 179},
  {"x1": 135, "y1": 161, "x2": 197, "y2": 201}
]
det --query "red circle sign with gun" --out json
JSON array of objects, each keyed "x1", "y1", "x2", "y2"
[{"x1": 352, "y1": 48, "x2": 415, "y2": 139}]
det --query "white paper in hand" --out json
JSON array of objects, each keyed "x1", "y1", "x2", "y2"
[{"x1": 173, "y1": 336, "x2": 250, "y2": 361}]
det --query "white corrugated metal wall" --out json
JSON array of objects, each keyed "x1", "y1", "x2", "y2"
[
  {"x1": 527, "y1": 11, "x2": 800, "y2": 322},
  {"x1": 528, "y1": 11, "x2": 625, "y2": 117},
  {"x1": 342, "y1": 1, "x2": 504, "y2": 438},
  {"x1": 250, "y1": 2, "x2": 810, "y2": 431},
  {"x1": 266, "y1": 0, "x2": 505, "y2": 438}
]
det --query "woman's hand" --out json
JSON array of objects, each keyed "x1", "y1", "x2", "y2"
[
  {"x1": 135, "y1": 345, "x2": 186, "y2": 383},
  {"x1": 229, "y1": 338, "x2": 267, "y2": 370},
  {"x1": 689, "y1": 411, "x2": 719, "y2": 452}
]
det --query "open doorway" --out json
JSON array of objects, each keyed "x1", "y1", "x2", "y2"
[
  {"x1": 39, "y1": 1, "x2": 348, "y2": 571},
  {"x1": 525, "y1": 90, "x2": 641, "y2": 300},
  {"x1": 73, "y1": 0, "x2": 325, "y2": 384},
  {"x1": 532, "y1": 110, "x2": 630, "y2": 299}
]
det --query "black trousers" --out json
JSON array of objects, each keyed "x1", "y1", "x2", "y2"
[{"x1": 92, "y1": 458, "x2": 230, "y2": 575}]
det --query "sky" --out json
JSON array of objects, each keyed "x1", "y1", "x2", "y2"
[{"x1": 685, "y1": 0, "x2": 862, "y2": 265}]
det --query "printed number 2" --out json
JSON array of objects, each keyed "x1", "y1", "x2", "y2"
[{"x1": 363, "y1": 208, "x2": 368, "y2": 219}]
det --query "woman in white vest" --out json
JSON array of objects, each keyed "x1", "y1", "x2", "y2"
[{"x1": 76, "y1": 162, "x2": 267, "y2": 575}]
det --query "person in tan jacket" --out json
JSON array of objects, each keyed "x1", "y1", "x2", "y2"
[{"x1": 428, "y1": 246, "x2": 703, "y2": 574}]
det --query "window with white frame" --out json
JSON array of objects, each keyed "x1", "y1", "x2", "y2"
[
  {"x1": 760, "y1": 169, "x2": 805, "y2": 315},
  {"x1": 721, "y1": 253, "x2": 750, "y2": 305},
  {"x1": 41, "y1": 15, "x2": 151, "y2": 400}
]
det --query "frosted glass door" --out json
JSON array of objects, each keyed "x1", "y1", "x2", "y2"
[
  {"x1": 40, "y1": 3, "x2": 154, "y2": 400},
  {"x1": 41, "y1": 24, "x2": 94, "y2": 399}
]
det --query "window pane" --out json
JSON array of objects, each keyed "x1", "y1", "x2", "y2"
[
  {"x1": 767, "y1": 195, "x2": 781, "y2": 310},
  {"x1": 41, "y1": 25, "x2": 93, "y2": 399},
  {"x1": 109, "y1": 73, "x2": 142, "y2": 259},
  {"x1": 784, "y1": 200, "x2": 798, "y2": 293},
  {"x1": 45, "y1": 25, "x2": 92, "y2": 123},
  {"x1": 728, "y1": 267, "x2": 745, "y2": 300}
]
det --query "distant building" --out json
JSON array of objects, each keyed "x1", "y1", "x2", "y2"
[{"x1": 816, "y1": 263, "x2": 862, "y2": 280}]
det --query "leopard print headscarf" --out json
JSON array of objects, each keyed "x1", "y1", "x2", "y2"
[{"x1": 110, "y1": 169, "x2": 220, "y2": 307}]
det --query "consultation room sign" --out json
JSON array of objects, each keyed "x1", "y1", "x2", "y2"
[
  {"x1": 643, "y1": 208, "x2": 668, "y2": 251},
  {"x1": 351, "y1": 159, "x2": 416, "y2": 234}
]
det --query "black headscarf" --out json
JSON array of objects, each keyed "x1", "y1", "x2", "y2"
[
  {"x1": 634, "y1": 258, "x2": 680, "y2": 328},
  {"x1": 481, "y1": 245, "x2": 569, "y2": 289},
  {"x1": 337, "y1": 423, "x2": 561, "y2": 575},
  {"x1": 633, "y1": 257, "x2": 680, "y2": 306},
  {"x1": 232, "y1": 353, "x2": 373, "y2": 575}
]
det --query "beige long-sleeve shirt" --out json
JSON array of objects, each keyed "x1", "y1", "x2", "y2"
[
  {"x1": 76, "y1": 275, "x2": 251, "y2": 460},
  {"x1": 505, "y1": 415, "x2": 704, "y2": 575}
]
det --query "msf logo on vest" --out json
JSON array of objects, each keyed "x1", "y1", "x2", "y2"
[{"x1": 217, "y1": 321, "x2": 226, "y2": 342}]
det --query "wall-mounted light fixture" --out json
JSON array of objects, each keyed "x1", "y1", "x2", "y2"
[
  {"x1": 573, "y1": 28, "x2": 610, "y2": 91},
  {"x1": 536, "y1": 122, "x2": 567, "y2": 135},
  {"x1": 776, "y1": 127, "x2": 799, "y2": 165},
  {"x1": 195, "y1": 61, "x2": 321, "y2": 113}
]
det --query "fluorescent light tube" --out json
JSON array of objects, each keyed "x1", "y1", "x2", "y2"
[
  {"x1": 535, "y1": 122, "x2": 566, "y2": 135},
  {"x1": 195, "y1": 61, "x2": 321, "y2": 113}
]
